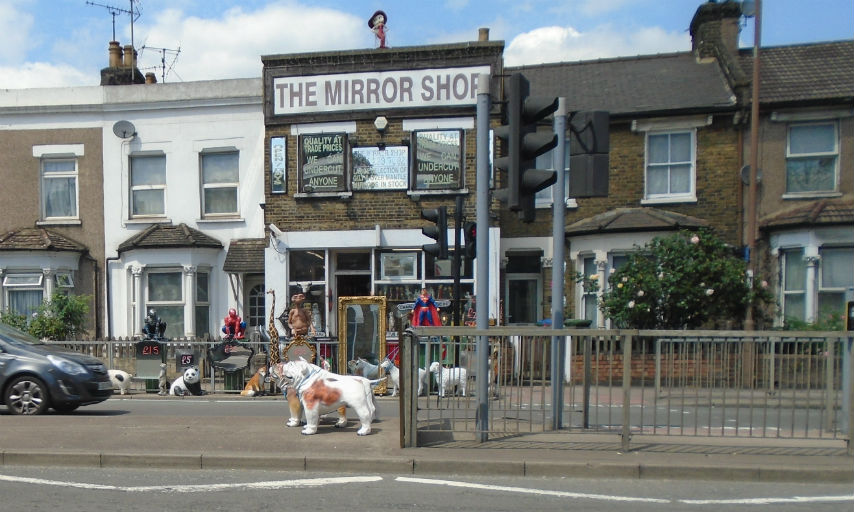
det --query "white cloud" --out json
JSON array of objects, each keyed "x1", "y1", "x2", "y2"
[
  {"x1": 134, "y1": 4, "x2": 367, "y2": 82},
  {"x1": 0, "y1": 1, "x2": 34, "y2": 64},
  {"x1": 503, "y1": 23, "x2": 689, "y2": 66},
  {"x1": 0, "y1": 62, "x2": 91, "y2": 89}
]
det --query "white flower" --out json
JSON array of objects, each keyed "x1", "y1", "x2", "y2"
[
  {"x1": 617, "y1": 283, "x2": 623, "y2": 289},
  {"x1": 609, "y1": 268, "x2": 616, "y2": 274},
  {"x1": 621, "y1": 276, "x2": 628, "y2": 283},
  {"x1": 637, "y1": 290, "x2": 645, "y2": 297},
  {"x1": 590, "y1": 274, "x2": 599, "y2": 281},
  {"x1": 628, "y1": 300, "x2": 635, "y2": 309},
  {"x1": 761, "y1": 280, "x2": 768, "y2": 288},
  {"x1": 705, "y1": 288, "x2": 714, "y2": 296},
  {"x1": 691, "y1": 235, "x2": 700, "y2": 244}
]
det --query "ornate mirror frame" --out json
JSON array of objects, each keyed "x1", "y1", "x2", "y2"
[{"x1": 337, "y1": 295, "x2": 387, "y2": 394}]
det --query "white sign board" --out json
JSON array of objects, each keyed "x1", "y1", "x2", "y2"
[{"x1": 273, "y1": 66, "x2": 490, "y2": 115}]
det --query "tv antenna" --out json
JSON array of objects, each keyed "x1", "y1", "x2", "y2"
[
  {"x1": 140, "y1": 44, "x2": 181, "y2": 82},
  {"x1": 86, "y1": 1, "x2": 141, "y2": 40}
]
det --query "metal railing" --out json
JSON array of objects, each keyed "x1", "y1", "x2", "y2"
[{"x1": 403, "y1": 327, "x2": 854, "y2": 452}]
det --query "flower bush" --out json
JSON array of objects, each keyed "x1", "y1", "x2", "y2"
[
  {"x1": 0, "y1": 292, "x2": 91, "y2": 340},
  {"x1": 599, "y1": 229, "x2": 773, "y2": 329}
]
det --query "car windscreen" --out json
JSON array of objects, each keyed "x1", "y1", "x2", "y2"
[{"x1": 0, "y1": 323, "x2": 42, "y2": 346}]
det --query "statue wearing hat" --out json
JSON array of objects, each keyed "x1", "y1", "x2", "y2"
[{"x1": 369, "y1": 10, "x2": 388, "y2": 49}]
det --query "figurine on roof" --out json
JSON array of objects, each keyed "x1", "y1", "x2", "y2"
[
  {"x1": 368, "y1": 10, "x2": 388, "y2": 49},
  {"x1": 221, "y1": 307, "x2": 246, "y2": 340}
]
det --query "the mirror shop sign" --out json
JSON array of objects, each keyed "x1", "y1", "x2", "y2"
[{"x1": 273, "y1": 66, "x2": 490, "y2": 115}]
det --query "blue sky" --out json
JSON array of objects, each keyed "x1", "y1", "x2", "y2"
[{"x1": 0, "y1": 0, "x2": 851, "y2": 89}]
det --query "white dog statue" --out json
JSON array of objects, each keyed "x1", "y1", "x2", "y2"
[
  {"x1": 429, "y1": 361, "x2": 467, "y2": 397},
  {"x1": 378, "y1": 358, "x2": 399, "y2": 396},
  {"x1": 108, "y1": 369, "x2": 132, "y2": 395},
  {"x1": 272, "y1": 359, "x2": 380, "y2": 436}
]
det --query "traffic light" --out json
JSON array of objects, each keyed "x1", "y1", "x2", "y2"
[
  {"x1": 494, "y1": 72, "x2": 559, "y2": 223},
  {"x1": 421, "y1": 207, "x2": 448, "y2": 259},
  {"x1": 463, "y1": 222, "x2": 476, "y2": 262},
  {"x1": 569, "y1": 110, "x2": 610, "y2": 197}
]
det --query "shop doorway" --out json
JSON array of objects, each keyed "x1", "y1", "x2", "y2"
[{"x1": 336, "y1": 274, "x2": 371, "y2": 297}]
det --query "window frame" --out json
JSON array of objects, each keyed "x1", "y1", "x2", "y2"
[
  {"x1": 40, "y1": 157, "x2": 79, "y2": 220},
  {"x1": 780, "y1": 248, "x2": 806, "y2": 322},
  {"x1": 411, "y1": 129, "x2": 464, "y2": 192},
  {"x1": 129, "y1": 153, "x2": 167, "y2": 218},
  {"x1": 200, "y1": 149, "x2": 240, "y2": 218},
  {"x1": 643, "y1": 129, "x2": 697, "y2": 203},
  {"x1": 785, "y1": 121, "x2": 839, "y2": 196}
]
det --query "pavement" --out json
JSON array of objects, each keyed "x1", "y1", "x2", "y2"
[{"x1": 0, "y1": 393, "x2": 852, "y2": 482}]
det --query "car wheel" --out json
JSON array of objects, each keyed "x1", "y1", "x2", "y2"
[
  {"x1": 52, "y1": 403, "x2": 80, "y2": 413},
  {"x1": 4, "y1": 375, "x2": 51, "y2": 415}
]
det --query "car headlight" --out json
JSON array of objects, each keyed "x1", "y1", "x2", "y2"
[{"x1": 48, "y1": 355, "x2": 88, "y2": 375}]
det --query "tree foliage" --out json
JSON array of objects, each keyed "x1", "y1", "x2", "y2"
[
  {"x1": 599, "y1": 229, "x2": 772, "y2": 329},
  {"x1": 0, "y1": 293, "x2": 91, "y2": 340}
]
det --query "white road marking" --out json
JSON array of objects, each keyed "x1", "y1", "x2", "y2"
[
  {"x1": 679, "y1": 495, "x2": 854, "y2": 505},
  {"x1": 395, "y1": 476, "x2": 669, "y2": 503},
  {"x1": 0, "y1": 474, "x2": 381, "y2": 493},
  {"x1": 396, "y1": 477, "x2": 853, "y2": 506}
]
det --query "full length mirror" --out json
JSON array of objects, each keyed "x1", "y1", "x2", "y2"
[{"x1": 337, "y1": 296, "x2": 387, "y2": 394}]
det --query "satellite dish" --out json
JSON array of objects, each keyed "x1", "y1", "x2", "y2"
[{"x1": 112, "y1": 120, "x2": 136, "y2": 139}]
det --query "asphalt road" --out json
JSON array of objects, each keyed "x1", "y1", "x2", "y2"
[{"x1": 0, "y1": 465, "x2": 850, "y2": 512}]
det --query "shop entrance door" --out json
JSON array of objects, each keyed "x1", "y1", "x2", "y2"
[{"x1": 336, "y1": 274, "x2": 371, "y2": 297}]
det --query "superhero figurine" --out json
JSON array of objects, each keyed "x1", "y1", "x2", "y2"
[
  {"x1": 412, "y1": 288, "x2": 441, "y2": 326},
  {"x1": 221, "y1": 308, "x2": 246, "y2": 339},
  {"x1": 142, "y1": 308, "x2": 167, "y2": 340}
]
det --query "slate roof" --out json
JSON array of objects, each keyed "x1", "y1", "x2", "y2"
[
  {"x1": 0, "y1": 228, "x2": 88, "y2": 252},
  {"x1": 565, "y1": 207, "x2": 710, "y2": 236},
  {"x1": 507, "y1": 52, "x2": 737, "y2": 117},
  {"x1": 223, "y1": 238, "x2": 266, "y2": 273},
  {"x1": 739, "y1": 41, "x2": 854, "y2": 105},
  {"x1": 117, "y1": 223, "x2": 223, "y2": 253},
  {"x1": 759, "y1": 199, "x2": 854, "y2": 230}
]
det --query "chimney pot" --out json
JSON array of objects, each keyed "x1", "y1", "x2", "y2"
[
  {"x1": 478, "y1": 28, "x2": 489, "y2": 41},
  {"x1": 108, "y1": 41, "x2": 122, "y2": 68},
  {"x1": 122, "y1": 44, "x2": 136, "y2": 68}
]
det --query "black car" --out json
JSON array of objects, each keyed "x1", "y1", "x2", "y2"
[{"x1": 0, "y1": 323, "x2": 113, "y2": 415}]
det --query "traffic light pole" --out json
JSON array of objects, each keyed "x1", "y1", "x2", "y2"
[
  {"x1": 551, "y1": 98, "x2": 567, "y2": 430},
  {"x1": 475, "y1": 73, "x2": 491, "y2": 441}
]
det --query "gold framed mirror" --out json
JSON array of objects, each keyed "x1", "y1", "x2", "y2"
[{"x1": 337, "y1": 296, "x2": 387, "y2": 394}]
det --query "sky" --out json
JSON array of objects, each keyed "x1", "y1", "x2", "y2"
[{"x1": 0, "y1": 0, "x2": 851, "y2": 89}]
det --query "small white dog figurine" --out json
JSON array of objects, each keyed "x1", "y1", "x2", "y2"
[
  {"x1": 429, "y1": 361, "x2": 467, "y2": 397},
  {"x1": 378, "y1": 358, "x2": 399, "y2": 396},
  {"x1": 108, "y1": 369, "x2": 132, "y2": 395}
]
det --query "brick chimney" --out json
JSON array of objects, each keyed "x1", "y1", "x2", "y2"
[{"x1": 689, "y1": 1, "x2": 743, "y2": 59}]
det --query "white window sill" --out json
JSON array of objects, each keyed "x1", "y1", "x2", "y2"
[
  {"x1": 641, "y1": 195, "x2": 697, "y2": 205},
  {"x1": 125, "y1": 217, "x2": 171, "y2": 225},
  {"x1": 782, "y1": 192, "x2": 841, "y2": 200},
  {"x1": 197, "y1": 217, "x2": 245, "y2": 224},
  {"x1": 36, "y1": 219, "x2": 81, "y2": 226}
]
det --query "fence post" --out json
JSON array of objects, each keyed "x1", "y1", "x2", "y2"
[
  {"x1": 583, "y1": 335, "x2": 591, "y2": 429},
  {"x1": 621, "y1": 331, "x2": 633, "y2": 452},
  {"x1": 654, "y1": 338, "x2": 661, "y2": 396},
  {"x1": 824, "y1": 336, "x2": 834, "y2": 432},
  {"x1": 401, "y1": 329, "x2": 417, "y2": 448}
]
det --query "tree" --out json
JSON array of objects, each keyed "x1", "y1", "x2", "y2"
[
  {"x1": 0, "y1": 293, "x2": 91, "y2": 340},
  {"x1": 599, "y1": 229, "x2": 773, "y2": 329}
]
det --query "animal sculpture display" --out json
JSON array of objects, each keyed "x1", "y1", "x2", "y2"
[
  {"x1": 347, "y1": 357, "x2": 379, "y2": 379},
  {"x1": 378, "y1": 358, "x2": 399, "y2": 396},
  {"x1": 266, "y1": 289, "x2": 280, "y2": 366},
  {"x1": 157, "y1": 363, "x2": 169, "y2": 396},
  {"x1": 108, "y1": 369, "x2": 132, "y2": 395},
  {"x1": 429, "y1": 361, "x2": 467, "y2": 397},
  {"x1": 169, "y1": 366, "x2": 204, "y2": 396},
  {"x1": 240, "y1": 367, "x2": 267, "y2": 397},
  {"x1": 271, "y1": 359, "x2": 380, "y2": 436}
]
